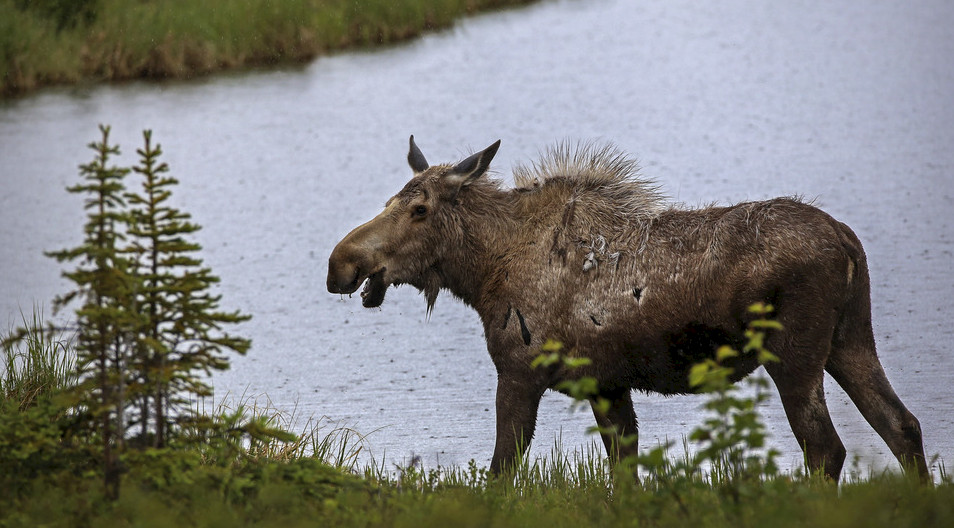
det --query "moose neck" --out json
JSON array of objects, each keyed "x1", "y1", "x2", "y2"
[{"x1": 434, "y1": 182, "x2": 520, "y2": 311}]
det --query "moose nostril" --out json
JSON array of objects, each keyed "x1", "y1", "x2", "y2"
[
  {"x1": 344, "y1": 271, "x2": 360, "y2": 291},
  {"x1": 327, "y1": 263, "x2": 361, "y2": 294}
]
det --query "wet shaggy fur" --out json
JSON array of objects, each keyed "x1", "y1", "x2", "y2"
[{"x1": 327, "y1": 138, "x2": 928, "y2": 481}]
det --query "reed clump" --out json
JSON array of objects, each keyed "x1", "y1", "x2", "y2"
[{"x1": 0, "y1": 0, "x2": 537, "y2": 97}]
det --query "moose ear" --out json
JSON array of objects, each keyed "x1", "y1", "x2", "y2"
[
  {"x1": 408, "y1": 135, "x2": 429, "y2": 173},
  {"x1": 446, "y1": 140, "x2": 501, "y2": 188}
]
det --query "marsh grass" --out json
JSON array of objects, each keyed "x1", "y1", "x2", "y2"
[
  {"x1": 1, "y1": 308, "x2": 75, "y2": 410},
  {"x1": 189, "y1": 389, "x2": 375, "y2": 471},
  {"x1": 383, "y1": 435, "x2": 614, "y2": 494},
  {"x1": 1, "y1": 317, "x2": 952, "y2": 526},
  {"x1": 1, "y1": 305, "x2": 950, "y2": 526},
  {"x1": 1, "y1": 0, "x2": 538, "y2": 96}
]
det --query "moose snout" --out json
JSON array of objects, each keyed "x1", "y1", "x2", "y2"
[
  {"x1": 327, "y1": 216, "x2": 387, "y2": 295},
  {"x1": 327, "y1": 241, "x2": 361, "y2": 294},
  {"x1": 327, "y1": 258, "x2": 362, "y2": 294},
  {"x1": 327, "y1": 236, "x2": 379, "y2": 294}
]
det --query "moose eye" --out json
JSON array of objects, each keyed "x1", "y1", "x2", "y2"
[{"x1": 412, "y1": 205, "x2": 428, "y2": 217}]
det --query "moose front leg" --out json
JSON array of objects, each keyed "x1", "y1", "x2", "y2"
[
  {"x1": 490, "y1": 374, "x2": 546, "y2": 474},
  {"x1": 590, "y1": 388, "x2": 639, "y2": 467}
]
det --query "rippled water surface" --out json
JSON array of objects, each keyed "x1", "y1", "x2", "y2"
[{"x1": 2, "y1": 0, "x2": 952, "y2": 474}]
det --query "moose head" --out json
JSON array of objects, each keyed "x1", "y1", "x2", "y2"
[{"x1": 327, "y1": 136, "x2": 500, "y2": 309}]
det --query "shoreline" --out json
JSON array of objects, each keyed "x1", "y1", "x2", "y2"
[{"x1": 1, "y1": 0, "x2": 538, "y2": 99}]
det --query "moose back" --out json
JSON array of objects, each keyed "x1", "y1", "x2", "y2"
[{"x1": 327, "y1": 137, "x2": 927, "y2": 481}]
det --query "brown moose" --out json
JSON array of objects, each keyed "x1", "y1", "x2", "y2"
[{"x1": 327, "y1": 137, "x2": 928, "y2": 481}]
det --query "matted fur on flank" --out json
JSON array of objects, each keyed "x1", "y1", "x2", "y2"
[{"x1": 327, "y1": 136, "x2": 928, "y2": 482}]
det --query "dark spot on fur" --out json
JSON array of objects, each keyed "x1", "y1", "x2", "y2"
[
  {"x1": 550, "y1": 230, "x2": 568, "y2": 265},
  {"x1": 633, "y1": 287, "x2": 642, "y2": 301},
  {"x1": 902, "y1": 423, "x2": 923, "y2": 445},
  {"x1": 763, "y1": 284, "x2": 783, "y2": 309},
  {"x1": 515, "y1": 309, "x2": 532, "y2": 346},
  {"x1": 502, "y1": 305, "x2": 512, "y2": 330},
  {"x1": 590, "y1": 315, "x2": 602, "y2": 326},
  {"x1": 667, "y1": 323, "x2": 744, "y2": 374},
  {"x1": 560, "y1": 198, "x2": 577, "y2": 228}
]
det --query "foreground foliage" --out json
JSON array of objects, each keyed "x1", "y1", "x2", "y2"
[
  {"x1": 4, "y1": 281, "x2": 950, "y2": 528},
  {"x1": 1, "y1": 0, "x2": 538, "y2": 97},
  {"x1": 1, "y1": 443, "x2": 951, "y2": 527}
]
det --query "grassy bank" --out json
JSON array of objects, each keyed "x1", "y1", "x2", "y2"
[
  {"x1": 0, "y1": 0, "x2": 536, "y2": 97},
  {"x1": 3, "y1": 420, "x2": 953, "y2": 528},
  {"x1": 4, "y1": 462, "x2": 952, "y2": 528},
  {"x1": 4, "y1": 311, "x2": 952, "y2": 528}
]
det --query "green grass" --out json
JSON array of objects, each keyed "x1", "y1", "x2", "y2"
[
  {"x1": 1, "y1": 308, "x2": 75, "y2": 410},
  {"x1": 2, "y1": 447, "x2": 952, "y2": 527},
  {"x1": 2, "y1": 313, "x2": 953, "y2": 526},
  {"x1": 0, "y1": 0, "x2": 537, "y2": 97}
]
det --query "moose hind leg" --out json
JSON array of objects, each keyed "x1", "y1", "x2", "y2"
[
  {"x1": 826, "y1": 342, "x2": 928, "y2": 480},
  {"x1": 590, "y1": 389, "x2": 639, "y2": 466},
  {"x1": 769, "y1": 366, "x2": 847, "y2": 480}
]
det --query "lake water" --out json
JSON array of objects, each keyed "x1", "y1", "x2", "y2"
[{"x1": 2, "y1": 0, "x2": 952, "y2": 477}]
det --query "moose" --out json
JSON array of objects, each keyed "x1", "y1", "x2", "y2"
[{"x1": 327, "y1": 137, "x2": 928, "y2": 481}]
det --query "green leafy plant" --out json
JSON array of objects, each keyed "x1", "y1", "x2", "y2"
[
  {"x1": 531, "y1": 339, "x2": 599, "y2": 411},
  {"x1": 634, "y1": 303, "x2": 783, "y2": 520},
  {"x1": 686, "y1": 303, "x2": 781, "y2": 486}
]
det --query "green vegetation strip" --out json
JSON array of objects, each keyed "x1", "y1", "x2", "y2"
[{"x1": 0, "y1": 0, "x2": 536, "y2": 97}]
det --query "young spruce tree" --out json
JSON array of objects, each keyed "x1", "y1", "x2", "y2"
[
  {"x1": 46, "y1": 124, "x2": 138, "y2": 499},
  {"x1": 46, "y1": 126, "x2": 253, "y2": 498},
  {"x1": 124, "y1": 130, "x2": 250, "y2": 448}
]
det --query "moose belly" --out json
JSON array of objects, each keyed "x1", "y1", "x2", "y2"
[{"x1": 559, "y1": 319, "x2": 758, "y2": 395}]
